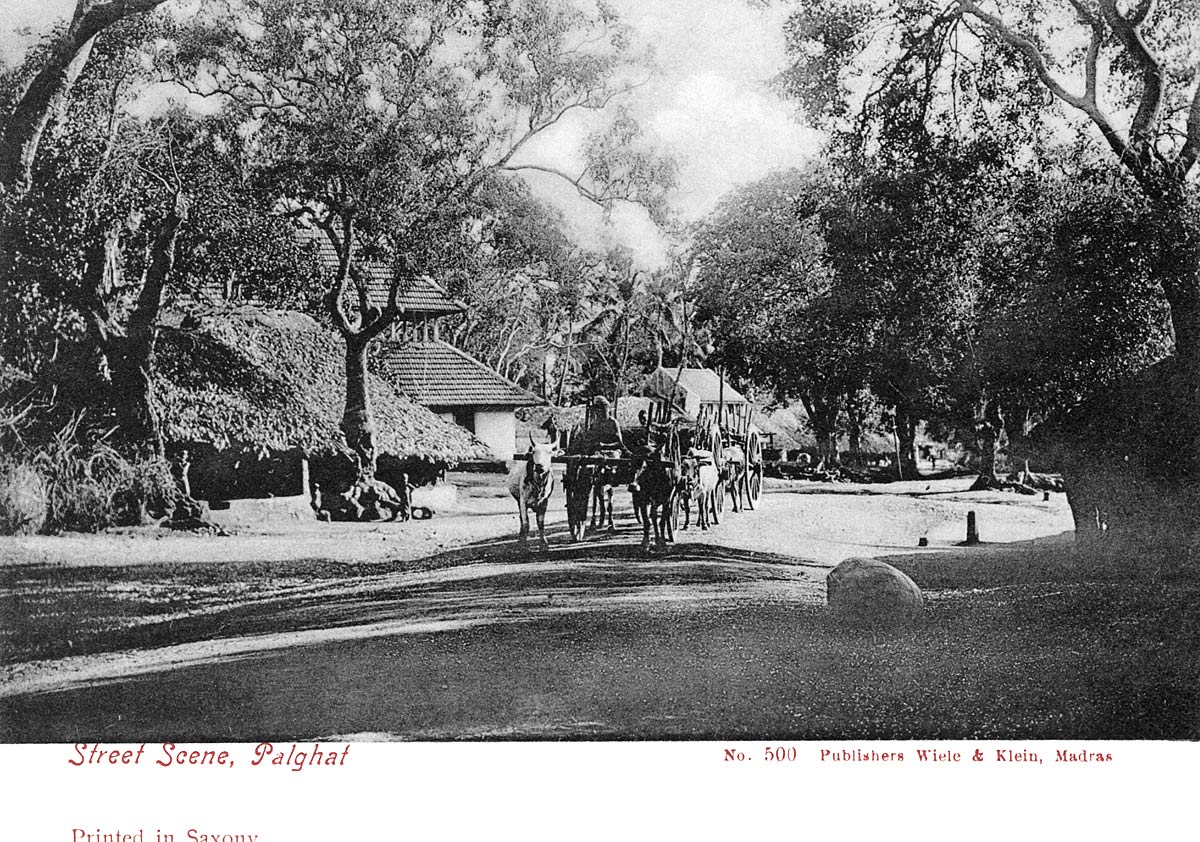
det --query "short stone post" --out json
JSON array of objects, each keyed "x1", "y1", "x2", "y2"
[{"x1": 966, "y1": 510, "x2": 980, "y2": 545}]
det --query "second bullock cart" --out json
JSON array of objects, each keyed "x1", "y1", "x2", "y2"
[{"x1": 639, "y1": 366, "x2": 764, "y2": 513}]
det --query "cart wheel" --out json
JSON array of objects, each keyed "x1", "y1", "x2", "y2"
[
  {"x1": 746, "y1": 431, "x2": 763, "y2": 510},
  {"x1": 667, "y1": 428, "x2": 681, "y2": 543},
  {"x1": 745, "y1": 464, "x2": 760, "y2": 508}
]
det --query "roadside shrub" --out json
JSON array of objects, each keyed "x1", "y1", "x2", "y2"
[
  {"x1": 43, "y1": 446, "x2": 177, "y2": 532},
  {"x1": 36, "y1": 416, "x2": 178, "y2": 532},
  {"x1": 0, "y1": 458, "x2": 47, "y2": 535}
]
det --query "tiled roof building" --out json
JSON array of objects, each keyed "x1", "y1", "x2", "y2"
[
  {"x1": 641, "y1": 366, "x2": 750, "y2": 432},
  {"x1": 374, "y1": 340, "x2": 543, "y2": 410},
  {"x1": 293, "y1": 225, "x2": 466, "y2": 317},
  {"x1": 373, "y1": 336, "x2": 543, "y2": 459}
]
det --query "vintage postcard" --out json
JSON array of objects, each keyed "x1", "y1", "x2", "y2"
[{"x1": 1, "y1": 0, "x2": 1196, "y2": 837}]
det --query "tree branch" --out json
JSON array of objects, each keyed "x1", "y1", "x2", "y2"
[
  {"x1": 448, "y1": 76, "x2": 650, "y2": 207},
  {"x1": 129, "y1": 192, "x2": 188, "y2": 340},
  {"x1": 500, "y1": 163, "x2": 609, "y2": 203},
  {"x1": 956, "y1": 0, "x2": 1131, "y2": 164},
  {"x1": 1097, "y1": 0, "x2": 1162, "y2": 156},
  {"x1": 0, "y1": 0, "x2": 170, "y2": 193},
  {"x1": 1066, "y1": 0, "x2": 1103, "y2": 104},
  {"x1": 358, "y1": 261, "x2": 412, "y2": 343},
  {"x1": 78, "y1": 223, "x2": 122, "y2": 350},
  {"x1": 316, "y1": 213, "x2": 356, "y2": 337},
  {"x1": 174, "y1": 77, "x2": 309, "y2": 115},
  {"x1": 857, "y1": 10, "x2": 958, "y2": 140},
  {"x1": 1177, "y1": 77, "x2": 1200, "y2": 177}
]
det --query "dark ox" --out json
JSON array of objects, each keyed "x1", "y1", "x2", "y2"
[
  {"x1": 563, "y1": 454, "x2": 622, "y2": 541},
  {"x1": 564, "y1": 459, "x2": 596, "y2": 542},
  {"x1": 629, "y1": 425, "x2": 680, "y2": 550}
]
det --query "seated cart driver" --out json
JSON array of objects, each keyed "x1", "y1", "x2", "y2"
[{"x1": 585, "y1": 395, "x2": 625, "y2": 451}]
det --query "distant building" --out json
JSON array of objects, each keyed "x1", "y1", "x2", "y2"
[
  {"x1": 296, "y1": 224, "x2": 544, "y2": 460},
  {"x1": 375, "y1": 340, "x2": 543, "y2": 460},
  {"x1": 640, "y1": 366, "x2": 750, "y2": 430}
]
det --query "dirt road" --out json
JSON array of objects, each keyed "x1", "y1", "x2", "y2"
[
  {"x1": 0, "y1": 474, "x2": 1073, "y2": 567},
  {"x1": 8, "y1": 479, "x2": 1147, "y2": 742},
  {"x1": 4, "y1": 526, "x2": 1191, "y2": 741}
]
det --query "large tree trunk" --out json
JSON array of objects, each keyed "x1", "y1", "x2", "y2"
[
  {"x1": 0, "y1": 0, "x2": 169, "y2": 194},
  {"x1": 894, "y1": 404, "x2": 919, "y2": 480},
  {"x1": 342, "y1": 332, "x2": 377, "y2": 480},
  {"x1": 973, "y1": 397, "x2": 1003, "y2": 483},
  {"x1": 801, "y1": 394, "x2": 840, "y2": 468},
  {"x1": 80, "y1": 197, "x2": 185, "y2": 457},
  {"x1": 107, "y1": 335, "x2": 162, "y2": 456},
  {"x1": 318, "y1": 211, "x2": 390, "y2": 484},
  {"x1": 846, "y1": 389, "x2": 865, "y2": 467},
  {"x1": 117, "y1": 196, "x2": 185, "y2": 456},
  {"x1": 1151, "y1": 198, "x2": 1200, "y2": 473}
]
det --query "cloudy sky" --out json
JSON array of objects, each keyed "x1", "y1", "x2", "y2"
[
  {"x1": 515, "y1": 0, "x2": 823, "y2": 266},
  {"x1": 0, "y1": 0, "x2": 822, "y2": 268}
]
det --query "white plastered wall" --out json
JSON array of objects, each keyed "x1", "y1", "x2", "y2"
[{"x1": 473, "y1": 409, "x2": 516, "y2": 460}]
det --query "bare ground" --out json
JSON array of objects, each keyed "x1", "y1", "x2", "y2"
[
  {"x1": 2, "y1": 476, "x2": 1196, "y2": 741},
  {"x1": 0, "y1": 474, "x2": 1073, "y2": 568}
]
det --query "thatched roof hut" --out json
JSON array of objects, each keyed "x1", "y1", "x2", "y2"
[{"x1": 154, "y1": 308, "x2": 493, "y2": 463}]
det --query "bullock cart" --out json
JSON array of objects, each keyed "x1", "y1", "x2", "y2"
[
  {"x1": 513, "y1": 372, "x2": 766, "y2": 547},
  {"x1": 515, "y1": 403, "x2": 685, "y2": 546},
  {"x1": 509, "y1": 447, "x2": 684, "y2": 545}
]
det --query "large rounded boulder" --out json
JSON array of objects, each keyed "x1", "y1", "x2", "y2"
[{"x1": 826, "y1": 557, "x2": 924, "y2": 628}]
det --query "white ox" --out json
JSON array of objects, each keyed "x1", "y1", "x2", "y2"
[
  {"x1": 508, "y1": 435, "x2": 557, "y2": 549},
  {"x1": 681, "y1": 450, "x2": 720, "y2": 531}
]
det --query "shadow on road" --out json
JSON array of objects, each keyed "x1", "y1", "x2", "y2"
[
  {"x1": 3, "y1": 528, "x2": 1197, "y2": 743},
  {"x1": 0, "y1": 536, "x2": 827, "y2": 671}
]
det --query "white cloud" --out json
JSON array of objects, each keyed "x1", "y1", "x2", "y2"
[
  {"x1": 516, "y1": 0, "x2": 823, "y2": 267},
  {"x1": 653, "y1": 71, "x2": 823, "y2": 219},
  {"x1": 607, "y1": 202, "x2": 671, "y2": 266}
]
